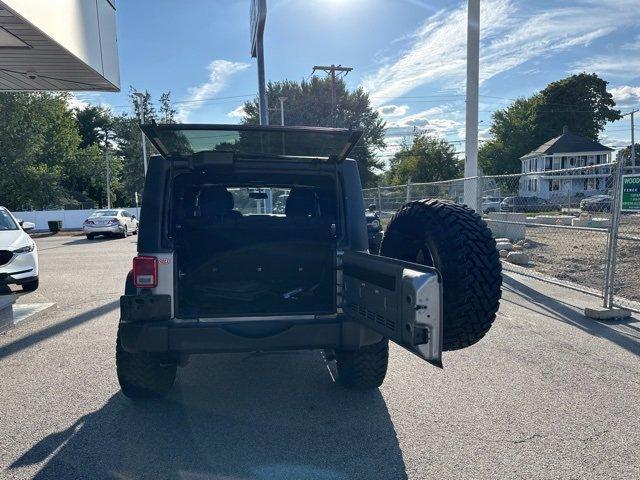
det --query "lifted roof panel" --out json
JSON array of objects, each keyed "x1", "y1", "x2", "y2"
[{"x1": 140, "y1": 124, "x2": 363, "y2": 163}]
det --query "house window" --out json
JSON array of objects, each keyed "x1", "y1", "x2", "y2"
[
  {"x1": 545, "y1": 157, "x2": 552, "y2": 170},
  {"x1": 584, "y1": 178, "x2": 597, "y2": 190},
  {"x1": 534, "y1": 179, "x2": 538, "y2": 191}
]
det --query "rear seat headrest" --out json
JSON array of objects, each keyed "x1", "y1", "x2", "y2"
[
  {"x1": 286, "y1": 188, "x2": 320, "y2": 217},
  {"x1": 199, "y1": 186, "x2": 235, "y2": 217}
]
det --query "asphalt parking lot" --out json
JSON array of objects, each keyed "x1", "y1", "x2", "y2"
[{"x1": 1, "y1": 235, "x2": 639, "y2": 480}]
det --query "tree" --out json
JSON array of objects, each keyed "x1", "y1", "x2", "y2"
[
  {"x1": 386, "y1": 132, "x2": 463, "y2": 185},
  {"x1": 616, "y1": 144, "x2": 640, "y2": 166},
  {"x1": 75, "y1": 105, "x2": 112, "y2": 148},
  {"x1": 479, "y1": 73, "x2": 622, "y2": 175},
  {"x1": 242, "y1": 77, "x2": 386, "y2": 186},
  {"x1": 159, "y1": 91, "x2": 177, "y2": 123},
  {"x1": 0, "y1": 92, "x2": 81, "y2": 209}
]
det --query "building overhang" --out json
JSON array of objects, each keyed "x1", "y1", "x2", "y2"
[{"x1": 0, "y1": 0, "x2": 119, "y2": 91}]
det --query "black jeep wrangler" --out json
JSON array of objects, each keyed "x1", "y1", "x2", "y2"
[{"x1": 116, "y1": 124, "x2": 501, "y2": 399}]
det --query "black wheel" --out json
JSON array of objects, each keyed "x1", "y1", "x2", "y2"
[
  {"x1": 86, "y1": 234, "x2": 95, "y2": 240},
  {"x1": 116, "y1": 271, "x2": 175, "y2": 399},
  {"x1": 22, "y1": 278, "x2": 39, "y2": 292},
  {"x1": 116, "y1": 327, "x2": 176, "y2": 399},
  {"x1": 336, "y1": 338, "x2": 388, "y2": 389},
  {"x1": 381, "y1": 199, "x2": 502, "y2": 351}
]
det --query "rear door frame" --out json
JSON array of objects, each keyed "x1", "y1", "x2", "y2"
[{"x1": 342, "y1": 251, "x2": 443, "y2": 368}]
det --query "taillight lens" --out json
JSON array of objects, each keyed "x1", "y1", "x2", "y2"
[
  {"x1": 84, "y1": 219, "x2": 94, "y2": 225},
  {"x1": 108, "y1": 218, "x2": 120, "y2": 225},
  {"x1": 133, "y1": 256, "x2": 157, "y2": 288}
]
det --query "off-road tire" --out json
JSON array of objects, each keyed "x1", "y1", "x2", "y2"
[
  {"x1": 336, "y1": 338, "x2": 389, "y2": 389},
  {"x1": 116, "y1": 271, "x2": 176, "y2": 399},
  {"x1": 22, "y1": 278, "x2": 39, "y2": 292},
  {"x1": 381, "y1": 199, "x2": 502, "y2": 351},
  {"x1": 116, "y1": 327, "x2": 176, "y2": 399}
]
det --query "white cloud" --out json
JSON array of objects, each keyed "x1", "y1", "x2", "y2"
[
  {"x1": 609, "y1": 86, "x2": 640, "y2": 108},
  {"x1": 227, "y1": 104, "x2": 247, "y2": 119},
  {"x1": 385, "y1": 106, "x2": 462, "y2": 138},
  {"x1": 377, "y1": 104, "x2": 409, "y2": 117},
  {"x1": 177, "y1": 60, "x2": 250, "y2": 121},
  {"x1": 362, "y1": 0, "x2": 637, "y2": 105},
  {"x1": 572, "y1": 56, "x2": 640, "y2": 80}
]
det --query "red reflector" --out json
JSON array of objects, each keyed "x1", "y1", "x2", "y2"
[{"x1": 133, "y1": 256, "x2": 157, "y2": 288}]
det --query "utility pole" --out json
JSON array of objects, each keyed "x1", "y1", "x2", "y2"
[
  {"x1": 463, "y1": 0, "x2": 480, "y2": 211},
  {"x1": 278, "y1": 96, "x2": 287, "y2": 126},
  {"x1": 250, "y1": 0, "x2": 268, "y2": 125},
  {"x1": 312, "y1": 64, "x2": 353, "y2": 127},
  {"x1": 104, "y1": 131, "x2": 111, "y2": 209},
  {"x1": 133, "y1": 92, "x2": 149, "y2": 176},
  {"x1": 621, "y1": 109, "x2": 639, "y2": 169}
]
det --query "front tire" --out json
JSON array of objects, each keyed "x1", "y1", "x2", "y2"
[
  {"x1": 336, "y1": 339, "x2": 389, "y2": 389},
  {"x1": 381, "y1": 199, "x2": 502, "y2": 351},
  {"x1": 116, "y1": 327, "x2": 176, "y2": 399}
]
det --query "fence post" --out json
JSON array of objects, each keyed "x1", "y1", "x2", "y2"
[
  {"x1": 377, "y1": 186, "x2": 382, "y2": 212},
  {"x1": 603, "y1": 159, "x2": 624, "y2": 309},
  {"x1": 406, "y1": 178, "x2": 411, "y2": 203}
]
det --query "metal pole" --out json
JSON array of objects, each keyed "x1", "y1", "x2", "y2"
[
  {"x1": 603, "y1": 159, "x2": 623, "y2": 308},
  {"x1": 105, "y1": 139, "x2": 111, "y2": 209},
  {"x1": 377, "y1": 186, "x2": 382, "y2": 212},
  {"x1": 134, "y1": 92, "x2": 149, "y2": 175},
  {"x1": 406, "y1": 178, "x2": 411, "y2": 203},
  {"x1": 257, "y1": 36, "x2": 269, "y2": 126},
  {"x1": 331, "y1": 66, "x2": 336, "y2": 127},
  {"x1": 278, "y1": 96, "x2": 287, "y2": 126},
  {"x1": 631, "y1": 111, "x2": 636, "y2": 168},
  {"x1": 463, "y1": 0, "x2": 480, "y2": 211}
]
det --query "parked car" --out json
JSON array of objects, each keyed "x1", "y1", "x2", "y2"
[
  {"x1": 365, "y1": 204, "x2": 383, "y2": 254},
  {"x1": 500, "y1": 196, "x2": 561, "y2": 213},
  {"x1": 482, "y1": 196, "x2": 504, "y2": 213},
  {"x1": 580, "y1": 195, "x2": 611, "y2": 213},
  {"x1": 115, "y1": 123, "x2": 501, "y2": 399},
  {"x1": 0, "y1": 206, "x2": 38, "y2": 293},
  {"x1": 83, "y1": 209, "x2": 139, "y2": 239}
]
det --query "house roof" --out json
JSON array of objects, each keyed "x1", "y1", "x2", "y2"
[{"x1": 520, "y1": 129, "x2": 613, "y2": 159}]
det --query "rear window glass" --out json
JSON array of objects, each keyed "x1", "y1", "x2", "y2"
[{"x1": 91, "y1": 210, "x2": 119, "y2": 217}]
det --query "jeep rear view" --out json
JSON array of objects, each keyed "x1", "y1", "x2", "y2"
[{"x1": 116, "y1": 124, "x2": 502, "y2": 399}]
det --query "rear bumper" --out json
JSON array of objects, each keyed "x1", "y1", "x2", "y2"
[
  {"x1": 83, "y1": 225, "x2": 123, "y2": 234},
  {"x1": 119, "y1": 294, "x2": 381, "y2": 354}
]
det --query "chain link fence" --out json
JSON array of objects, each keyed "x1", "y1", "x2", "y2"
[{"x1": 364, "y1": 162, "x2": 640, "y2": 312}]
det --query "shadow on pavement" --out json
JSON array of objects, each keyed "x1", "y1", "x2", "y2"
[
  {"x1": 502, "y1": 275, "x2": 639, "y2": 357},
  {"x1": 0, "y1": 301, "x2": 119, "y2": 360},
  {"x1": 10, "y1": 351, "x2": 407, "y2": 480}
]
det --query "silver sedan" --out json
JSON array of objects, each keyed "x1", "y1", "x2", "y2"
[{"x1": 82, "y1": 209, "x2": 139, "y2": 239}]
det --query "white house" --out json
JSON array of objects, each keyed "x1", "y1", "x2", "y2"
[{"x1": 519, "y1": 127, "x2": 613, "y2": 199}]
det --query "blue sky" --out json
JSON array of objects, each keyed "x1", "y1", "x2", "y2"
[{"x1": 75, "y1": 0, "x2": 640, "y2": 161}]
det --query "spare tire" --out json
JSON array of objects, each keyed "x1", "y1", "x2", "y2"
[{"x1": 381, "y1": 199, "x2": 501, "y2": 351}]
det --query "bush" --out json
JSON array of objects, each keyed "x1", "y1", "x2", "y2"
[{"x1": 48, "y1": 220, "x2": 62, "y2": 233}]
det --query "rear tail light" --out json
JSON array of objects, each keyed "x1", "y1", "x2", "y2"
[
  {"x1": 84, "y1": 219, "x2": 94, "y2": 225},
  {"x1": 133, "y1": 256, "x2": 158, "y2": 288},
  {"x1": 108, "y1": 219, "x2": 120, "y2": 225}
]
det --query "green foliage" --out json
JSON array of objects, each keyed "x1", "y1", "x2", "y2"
[
  {"x1": 0, "y1": 89, "x2": 175, "y2": 210},
  {"x1": 479, "y1": 73, "x2": 622, "y2": 175},
  {"x1": 242, "y1": 77, "x2": 386, "y2": 187},
  {"x1": 386, "y1": 132, "x2": 463, "y2": 185}
]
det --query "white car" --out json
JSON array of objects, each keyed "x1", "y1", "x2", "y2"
[
  {"x1": 83, "y1": 209, "x2": 139, "y2": 240},
  {"x1": 0, "y1": 206, "x2": 38, "y2": 293},
  {"x1": 482, "y1": 196, "x2": 504, "y2": 213}
]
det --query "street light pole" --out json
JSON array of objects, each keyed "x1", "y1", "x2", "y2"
[
  {"x1": 251, "y1": 0, "x2": 268, "y2": 126},
  {"x1": 463, "y1": 0, "x2": 480, "y2": 211},
  {"x1": 278, "y1": 96, "x2": 287, "y2": 126},
  {"x1": 134, "y1": 92, "x2": 149, "y2": 176}
]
